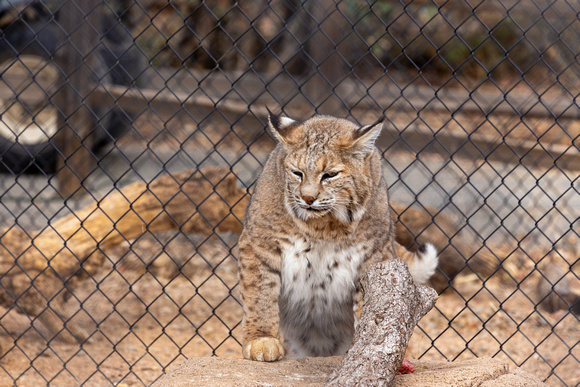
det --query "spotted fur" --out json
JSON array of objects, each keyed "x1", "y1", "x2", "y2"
[{"x1": 238, "y1": 113, "x2": 438, "y2": 361}]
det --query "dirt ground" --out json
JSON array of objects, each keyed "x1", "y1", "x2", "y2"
[
  {"x1": 0, "y1": 232, "x2": 243, "y2": 386},
  {"x1": 0, "y1": 230, "x2": 577, "y2": 386}
]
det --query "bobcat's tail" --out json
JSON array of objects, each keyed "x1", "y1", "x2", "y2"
[{"x1": 395, "y1": 242, "x2": 439, "y2": 285}]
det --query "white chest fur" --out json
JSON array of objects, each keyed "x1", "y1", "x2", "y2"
[
  {"x1": 278, "y1": 237, "x2": 366, "y2": 357},
  {"x1": 280, "y1": 238, "x2": 364, "y2": 306}
]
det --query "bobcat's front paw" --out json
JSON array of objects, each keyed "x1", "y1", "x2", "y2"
[{"x1": 243, "y1": 337, "x2": 284, "y2": 362}]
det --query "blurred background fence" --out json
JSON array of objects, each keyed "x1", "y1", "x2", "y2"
[{"x1": 0, "y1": 0, "x2": 578, "y2": 385}]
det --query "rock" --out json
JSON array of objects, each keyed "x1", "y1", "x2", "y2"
[
  {"x1": 152, "y1": 356, "x2": 545, "y2": 386},
  {"x1": 327, "y1": 258, "x2": 438, "y2": 386},
  {"x1": 152, "y1": 356, "x2": 340, "y2": 387},
  {"x1": 480, "y1": 367, "x2": 546, "y2": 387}
]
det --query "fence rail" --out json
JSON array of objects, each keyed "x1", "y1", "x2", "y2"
[{"x1": 0, "y1": 0, "x2": 578, "y2": 385}]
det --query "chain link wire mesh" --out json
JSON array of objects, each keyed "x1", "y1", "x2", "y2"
[{"x1": 0, "y1": 0, "x2": 578, "y2": 385}]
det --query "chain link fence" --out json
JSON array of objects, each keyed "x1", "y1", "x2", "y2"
[{"x1": 0, "y1": 0, "x2": 578, "y2": 385}]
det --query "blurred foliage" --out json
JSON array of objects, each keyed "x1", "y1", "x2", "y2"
[{"x1": 123, "y1": 0, "x2": 579, "y2": 84}]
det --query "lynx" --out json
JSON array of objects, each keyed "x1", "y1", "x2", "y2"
[{"x1": 238, "y1": 113, "x2": 438, "y2": 361}]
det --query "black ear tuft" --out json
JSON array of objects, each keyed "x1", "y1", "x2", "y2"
[
  {"x1": 349, "y1": 117, "x2": 385, "y2": 156},
  {"x1": 359, "y1": 116, "x2": 385, "y2": 137},
  {"x1": 266, "y1": 106, "x2": 281, "y2": 132},
  {"x1": 266, "y1": 108, "x2": 300, "y2": 144}
]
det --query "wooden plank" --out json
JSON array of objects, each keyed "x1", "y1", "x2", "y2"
[
  {"x1": 88, "y1": 83, "x2": 266, "y2": 124},
  {"x1": 88, "y1": 80, "x2": 580, "y2": 172},
  {"x1": 377, "y1": 123, "x2": 580, "y2": 172},
  {"x1": 4, "y1": 67, "x2": 579, "y2": 120},
  {"x1": 94, "y1": 67, "x2": 580, "y2": 120},
  {"x1": 304, "y1": 0, "x2": 345, "y2": 114}
]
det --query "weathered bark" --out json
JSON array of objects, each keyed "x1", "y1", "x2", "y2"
[{"x1": 327, "y1": 258, "x2": 438, "y2": 386}]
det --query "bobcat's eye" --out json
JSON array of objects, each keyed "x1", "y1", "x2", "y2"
[
  {"x1": 292, "y1": 170, "x2": 303, "y2": 180},
  {"x1": 321, "y1": 171, "x2": 339, "y2": 182}
]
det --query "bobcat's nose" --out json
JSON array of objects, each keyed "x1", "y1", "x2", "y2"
[{"x1": 302, "y1": 196, "x2": 316, "y2": 205}]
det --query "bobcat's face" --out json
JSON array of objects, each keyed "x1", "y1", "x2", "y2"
[
  {"x1": 268, "y1": 115, "x2": 384, "y2": 225},
  {"x1": 284, "y1": 150, "x2": 360, "y2": 223}
]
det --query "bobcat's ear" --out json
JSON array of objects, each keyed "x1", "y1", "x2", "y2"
[
  {"x1": 267, "y1": 108, "x2": 301, "y2": 145},
  {"x1": 350, "y1": 117, "x2": 384, "y2": 157}
]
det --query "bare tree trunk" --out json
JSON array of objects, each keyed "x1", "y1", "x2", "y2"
[{"x1": 327, "y1": 258, "x2": 438, "y2": 386}]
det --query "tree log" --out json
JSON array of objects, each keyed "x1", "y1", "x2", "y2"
[
  {"x1": 327, "y1": 258, "x2": 438, "y2": 386},
  {"x1": 0, "y1": 167, "x2": 248, "y2": 340}
]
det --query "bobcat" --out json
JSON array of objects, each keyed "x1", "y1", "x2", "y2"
[{"x1": 238, "y1": 113, "x2": 439, "y2": 361}]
